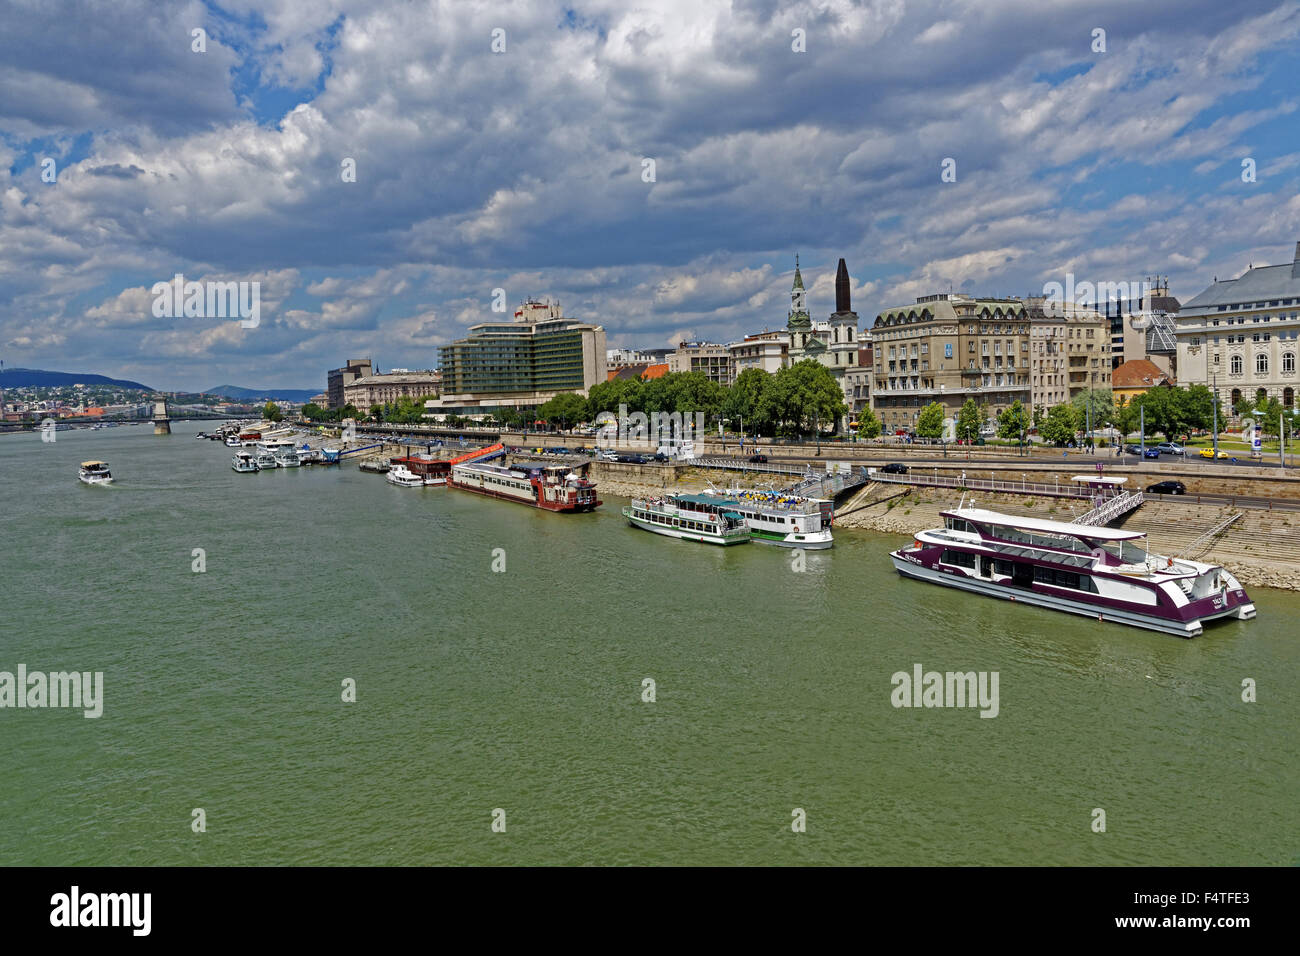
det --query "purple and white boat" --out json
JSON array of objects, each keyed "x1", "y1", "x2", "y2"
[{"x1": 891, "y1": 507, "x2": 1256, "y2": 638}]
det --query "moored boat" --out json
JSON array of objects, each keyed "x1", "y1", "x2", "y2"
[
  {"x1": 231, "y1": 451, "x2": 259, "y2": 472},
  {"x1": 624, "y1": 495, "x2": 750, "y2": 545},
  {"x1": 254, "y1": 451, "x2": 279, "y2": 469},
  {"x1": 699, "y1": 487, "x2": 833, "y2": 548},
  {"x1": 78, "y1": 460, "x2": 114, "y2": 485},
  {"x1": 891, "y1": 507, "x2": 1256, "y2": 637},
  {"x1": 386, "y1": 464, "x2": 424, "y2": 487},
  {"x1": 448, "y1": 458, "x2": 600, "y2": 512}
]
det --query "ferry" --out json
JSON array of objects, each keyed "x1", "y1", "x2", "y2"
[
  {"x1": 623, "y1": 495, "x2": 750, "y2": 545},
  {"x1": 700, "y1": 487, "x2": 833, "y2": 548},
  {"x1": 449, "y1": 460, "x2": 600, "y2": 512},
  {"x1": 78, "y1": 460, "x2": 114, "y2": 485},
  {"x1": 386, "y1": 464, "x2": 424, "y2": 487},
  {"x1": 891, "y1": 507, "x2": 1256, "y2": 638},
  {"x1": 231, "y1": 451, "x2": 259, "y2": 472}
]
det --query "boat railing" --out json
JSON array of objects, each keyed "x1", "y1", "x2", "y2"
[{"x1": 1176, "y1": 513, "x2": 1243, "y2": 560}]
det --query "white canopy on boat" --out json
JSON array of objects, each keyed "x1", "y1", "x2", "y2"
[
  {"x1": 947, "y1": 508, "x2": 1147, "y2": 541},
  {"x1": 1069, "y1": 475, "x2": 1128, "y2": 485}
]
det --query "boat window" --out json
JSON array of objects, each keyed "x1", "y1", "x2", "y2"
[
  {"x1": 941, "y1": 549, "x2": 977, "y2": 569},
  {"x1": 1034, "y1": 566, "x2": 1099, "y2": 592},
  {"x1": 993, "y1": 559, "x2": 1015, "y2": 576}
]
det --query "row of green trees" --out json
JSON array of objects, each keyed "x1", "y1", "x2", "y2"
[{"x1": 537, "y1": 361, "x2": 848, "y2": 436}]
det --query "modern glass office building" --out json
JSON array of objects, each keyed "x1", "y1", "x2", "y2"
[{"x1": 428, "y1": 299, "x2": 606, "y2": 417}]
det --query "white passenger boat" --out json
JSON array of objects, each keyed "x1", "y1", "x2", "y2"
[
  {"x1": 623, "y1": 495, "x2": 750, "y2": 545},
  {"x1": 891, "y1": 507, "x2": 1256, "y2": 638},
  {"x1": 78, "y1": 460, "x2": 114, "y2": 485},
  {"x1": 256, "y1": 439, "x2": 299, "y2": 467},
  {"x1": 255, "y1": 452, "x2": 279, "y2": 469},
  {"x1": 699, "y1": 487, "x2": 833, "y2": 548},
  {"x1": 386, "y1": 464, "x2": 424, "y2": 487},
  {"x1": 231, "y1": 451, "x2": 259, "y2": 472}
]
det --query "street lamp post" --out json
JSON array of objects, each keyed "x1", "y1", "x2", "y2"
[{"x1": 1212, "y1": 373, "x2": 1219, "y2": 459}]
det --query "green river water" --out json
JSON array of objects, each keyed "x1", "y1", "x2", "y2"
[{"x1": 1, "y1": 421, "x2": 1296, "y2": 865}]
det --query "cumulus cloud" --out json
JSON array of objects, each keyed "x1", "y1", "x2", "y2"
[{"x1": 0, "y1": 0, "x2": 1298, "y2": 387}]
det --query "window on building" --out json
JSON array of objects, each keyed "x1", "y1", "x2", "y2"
[
  {"x1": 1257, "y1": 353, "x2": 1269, "y2": 374},
  {"x1": 1285, "y1": 352, "x2": 1296, "y2": 374},
  {"x1": 1231, "y1": 355, "x2": 1243, "y2": 374}
]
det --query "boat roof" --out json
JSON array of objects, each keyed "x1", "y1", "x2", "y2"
[
  {"x1": 674, "y1": 493, "x2": 733, "y2": 508},
  {"x1": 80, "y1": 460, "x2": 107, "y2": 467},
  {"x1": 1070, "y1": 475, "x2": 1127, "y2": 485},
  {"x1": 945, "y1": 508, "x2": 1147, "y2": 541}
]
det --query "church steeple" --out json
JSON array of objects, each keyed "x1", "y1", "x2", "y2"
[
  {"x1": 834, "y1": 258, "x2": 851, "y2": 313},
  {"x1": 788, "y1": 254, "x2": 811, "y2": 330}
]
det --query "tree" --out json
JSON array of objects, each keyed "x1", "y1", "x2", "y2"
[
  {"x1": 1032, "y1": 404, "x2": 1046, "y2": 430},
  {"x1": 263, "y1": 401, "x2": 283, "y2": 422},
  {"x1": 996, "y1": 400, "x2": 1030, "y2": 440},
  {"x1": 1040, "y1": 403, "x2": 1081, "y2": 446},
  {"x1": 765, "y1": 361, "x2": 846, "y2": 436},
  {"x1": 915, "y1": 402, "x2": 945, "y2": 440},
  {"x1": 955, "y1": 398, "x2": 980, "y2": 441},
  {"x1": 978, "y1": 401, "x2": 992, "y2": 435},
  {"x1": 1250, "y1": 395, "x2": 1284, "y2": 437},
  {"x1": 855, "y1": 407, "x2": 882, "y2": 440},
  {"x1": 722, "y1": 368, "x2": 773, "y2": 433},
  {"x1": 537, "y1": 392, "x2": 589, "y2": 431},
  {"x1": 1071, "y1": 388, "x2": 1113, "y2": 429},
  {"x1": 301, "y1": 402, "x2": 324, "y2": 421},
  {"x1": 1178, "y1": 384, "x2": 1215, "y2": 433},
  {"x1": 1112, "y1": 395, "x2": 1138, "y2": 439}
]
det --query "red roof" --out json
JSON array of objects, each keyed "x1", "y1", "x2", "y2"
[
  {"x1": 641, "y1": 363, "x2": 669, "y2": 380},
  {"x1": 1113, "y1": 359, "x2": 1174, "y2": 390}
]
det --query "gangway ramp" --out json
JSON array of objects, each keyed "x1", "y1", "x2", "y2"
[{"x1": 448, "y1": 442, "x2": 506, "y2": 466}]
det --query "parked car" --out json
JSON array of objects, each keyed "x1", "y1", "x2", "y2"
[
  {"x1": 616, "y1": 454, "x2": 648, "y2": 464},
  {"x1": 1198, "y1": 447, "x2": 1231, "y2": 459},
  {"x1": 1155, "y1": 442, "x2": 1185, "y2": 455},
  {"x1": 1146, "y1": 480, "x2": 1186, "y2": 495},
  {"x1": 880, "y1": 462, "x2": 909, "y2": 474},
  {"x1": 651, "y1": 452, "x2": 669, "y2": 462},
  {"x1": 1142, "y1": 447, "x2": 1161, "y2": 459},
  {"x1": 1123, "y1": 444, "x2": 1142, "y2": 456},
  {"x1": 748, "y1": 453, "x2": 769, "y2": 463}
]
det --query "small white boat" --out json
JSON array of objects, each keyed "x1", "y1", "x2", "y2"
[
  {"x1": 78, "y1": 460, "x2": 114, "y2": 485},
  {"x1": 423, "y1": 475, "x2": 446, "y2": 486},
  {"x1": 232, "y1": 452, "x2": 259, "y2": 472},
  {"x1": 387, "y1": 464, "x2": 424, "y2": 487},
  {"x1": 255, "y1": 452, "x2": 279, "y2": 469}
]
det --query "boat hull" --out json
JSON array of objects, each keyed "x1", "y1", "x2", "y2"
[
  {"x1": 749, "y1": 528, "x2": 833, "y2": 549},
  {"x1": 890, "y1": 552, "x2": 1254, "y2": 638},
  {"x1": 623, "y1": 508, "x2": 749, "y2": 545},
  {"x1": 78, "y1": 475, "x2": 113, "y2": 485}
]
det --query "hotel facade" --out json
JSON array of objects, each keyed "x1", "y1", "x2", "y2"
[{"x1": 427, "y1": 298, "x2": 606, "y2": 417}]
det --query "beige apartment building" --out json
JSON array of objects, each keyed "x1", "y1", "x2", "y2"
[
  {"x1": 1022, "y1": 297, "x2": 1111, "y2": 412},
  {"x1": 343, "y1": 371, "x2": 442, "y2": 416},
  {"x1": 870, "y1": 294, "x2": 1030, "y2": 435},
  {"x1": 669, "y1": 341, "x2": 733, "y2": 384}
]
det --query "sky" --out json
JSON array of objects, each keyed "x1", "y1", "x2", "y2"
[{"x1": 2, "y1": 0, "x2": 1299, "y2": 392}]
